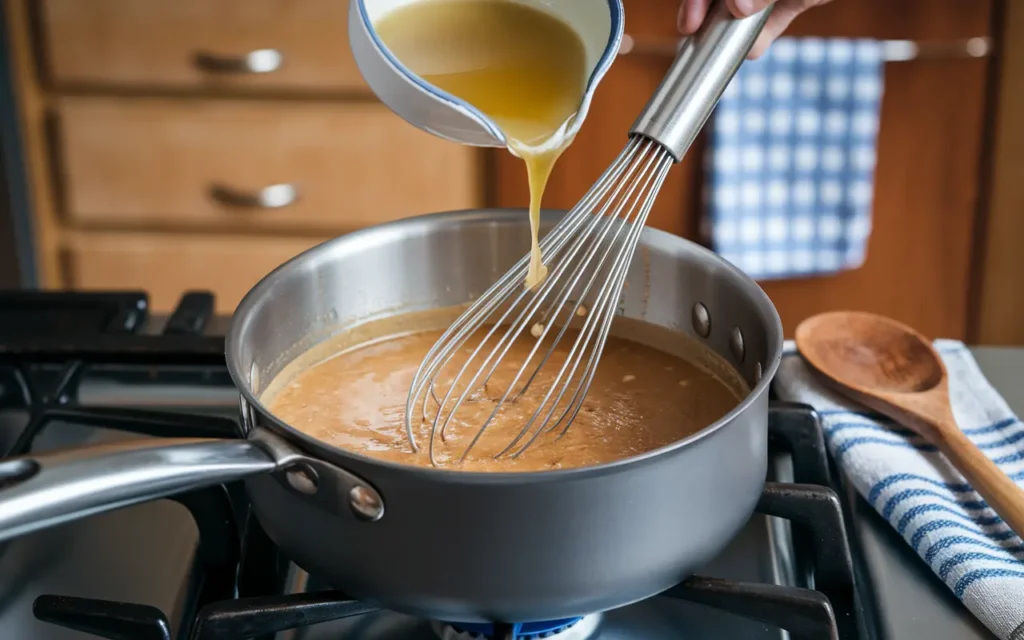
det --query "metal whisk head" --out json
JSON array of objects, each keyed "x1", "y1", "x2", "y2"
[
  {"x1": 405, "y1": 137, "x2": 673, "y2": 465},
  {"x1": 404, "y1": 2, "x2": 772, "y2": 466}
]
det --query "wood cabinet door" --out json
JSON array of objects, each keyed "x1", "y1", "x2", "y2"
[
  {"x1": 39, "y1": 0, "x2": 364, "y2": 93},
  {"x1": 57, "y1": 98, "x2": 481, "y2": 234},
  {"x1": 489, "y1": 0, "x2": 993, "y2": 340}
]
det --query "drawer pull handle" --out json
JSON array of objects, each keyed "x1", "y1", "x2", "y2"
[
  {"x1": 194, "y1": 49, "x2": 284, "y2": 74},
  {"x1": 210, "y1": 183, "x2": 298, "y2": 209}
]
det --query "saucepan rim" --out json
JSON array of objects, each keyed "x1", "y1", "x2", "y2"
[{"x1": 226, "y1": 208, "x2": 784, "y2": 482}]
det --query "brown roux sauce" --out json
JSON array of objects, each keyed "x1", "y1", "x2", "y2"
[{"x1": 262, "y1": 309, "x2": 748, "y2": 473}]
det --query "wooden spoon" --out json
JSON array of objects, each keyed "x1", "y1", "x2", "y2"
[{"x1": 795, "y1": 310, "x2": 1024, "y2": 538}]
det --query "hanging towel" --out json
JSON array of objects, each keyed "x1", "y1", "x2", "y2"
[
  {"x1": 775, "y1": 341, "x2": 1024, "y2": 640},
  {"x1": 703, "y1": 38, "x2": 885, "y2": 280}
]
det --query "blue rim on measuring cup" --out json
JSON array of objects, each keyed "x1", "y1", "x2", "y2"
[{"x1": 354, "y1": 0, "x2": 625, "y2": 146}]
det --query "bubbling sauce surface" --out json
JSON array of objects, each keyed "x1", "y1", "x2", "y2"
[{"x1": 263, "y1": 313, "x2": 748, "y2": 473}]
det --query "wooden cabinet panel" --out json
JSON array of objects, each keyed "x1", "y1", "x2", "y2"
[
  {"x1": 58, "y1": 98, "x2": 481, "y2": 233},
  {"x1": 759, "y1": 56, "x2": 988, "y2": 341},
  {"x1": 758, "y1": 0, "x2": 993, "y2": 341},
  {"x1": 976, "y1": 2, "x2": 1024, "y2": 345},
  {"x1": 64, "y1": 232, "x2": 326, "y2": 313},
  {"x1": 39, "y1": 0, "x2": 363, "y2": 92},
  {"x1": 492, "y1": 0, "x2": 992, "y2": 340}
]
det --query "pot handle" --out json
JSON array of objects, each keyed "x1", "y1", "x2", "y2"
[{"x1": 0, "y1": 437, "x2": 276, "y2": 545}]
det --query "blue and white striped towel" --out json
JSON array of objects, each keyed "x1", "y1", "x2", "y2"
[
  {"x1": 703, "y1": 38, "x2": 884, "y2": 280},
  {"x1": 775, "y1": 340, "x2": 1024, "y2": 640}
]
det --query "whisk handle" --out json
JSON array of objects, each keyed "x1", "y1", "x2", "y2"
[{"x1": 629, "y1": 1, "x2": 772, "y2": 162}]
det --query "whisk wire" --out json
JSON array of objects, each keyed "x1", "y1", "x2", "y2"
[
  {"x1": 494, "y1": 143, "x2": 674, "y2": 458},
  {"x1": 406, "y1": 136, "x2": 677, "y2": 466},
  {"x1": 450, "y1": 140, "x2": 666, "y2": 457},
  {"x1": 552, "y1": 151, "x2": 674, "y2": 441},
  {"x1": 502, "y1": 146, "x2": 674, "y2": 457},
  {"x1": 403, "y1": 137, "x2": 646, "y2": 454},
  {"x1": 426, "y1": 141, "x2": 654, "y2": 462}
]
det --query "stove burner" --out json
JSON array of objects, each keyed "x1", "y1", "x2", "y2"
[{"x1": 432, "y1": 615, "x2": 601, "y2": 640}]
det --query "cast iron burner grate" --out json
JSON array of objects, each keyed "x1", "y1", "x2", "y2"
[{"x1": 0, "y1": 291, "x2": 863, "y2": 640}]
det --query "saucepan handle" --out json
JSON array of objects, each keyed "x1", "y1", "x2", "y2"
[
  {"x1": 0, "y1": 427, "x2": 387, "y2": 544},
  {"x1": 0, "y1": 437, "x2": 277, "y2": 544}
]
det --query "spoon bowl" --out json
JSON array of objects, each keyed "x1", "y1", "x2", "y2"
[
  {"x1": 795, "y1": 310, "x2": 1024, "y2": 538},
  {"x1": 796, "y1": 311, "x2": 945, "y2": 395}
]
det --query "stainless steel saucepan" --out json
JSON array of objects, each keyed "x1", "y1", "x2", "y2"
[{"x1": 0, "y1": 209, "x2": 783, "y2": 623}]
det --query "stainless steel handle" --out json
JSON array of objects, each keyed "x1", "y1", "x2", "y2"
[
  {"x1": 630, "y1": 1, "x2": 772, "y2": 162},
  {"x1": 0, "y1": 438, "x2": 276, "y2": 544},
  {"x1": 194, "y1": 49, "x2": 284, "y2": 74},
  {"x1": 210, "y1": 183, "x2": 299, "y2": 209},
  {"x1": 0, "y1": 427, "x2": 386, "y2": 544}
]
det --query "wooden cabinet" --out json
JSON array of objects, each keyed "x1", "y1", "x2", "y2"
[
  {"x1": 5, "y1": 0, "x2": 1014, "y2": 338},
  {"x1": 492, "y1": 0, "x2": 995, "y2": 340},
  {"x1": 7, "y1": 0, "x2": 485, "y2": 312},
  {"x1": 40, "y1": 0, "x2": 363, "y2": 92},
  {"x1": 58, "y1": 98, "x2": 479, "y2": 233}
]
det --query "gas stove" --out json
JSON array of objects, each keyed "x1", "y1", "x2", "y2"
[{"x1": 0, "y1": 290, "x2": 988, "y2": 639}]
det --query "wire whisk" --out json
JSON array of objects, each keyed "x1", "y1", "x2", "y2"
[
  {"x1": 407, "y1": 138, "x2": 672, "y2": 465},
  {"x1": 404, "y1": 2, "x2": 772, "y2": 466}
]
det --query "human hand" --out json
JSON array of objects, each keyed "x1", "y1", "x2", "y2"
[{"x1": 677, "y1": 0, "x2": 833, "y2": 59}]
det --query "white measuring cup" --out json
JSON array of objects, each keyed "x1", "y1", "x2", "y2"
[{"x1": 349, "y1": 0, "x2": 625, "y2": 148}]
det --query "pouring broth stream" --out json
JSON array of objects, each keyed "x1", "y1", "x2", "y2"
[{"x1": 374, "y1": 0, "x2": 588, "y2": 288}]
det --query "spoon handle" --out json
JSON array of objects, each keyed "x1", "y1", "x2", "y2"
[{"x1": 932, "y1": 419, "x2": 1024, "y2": 538}]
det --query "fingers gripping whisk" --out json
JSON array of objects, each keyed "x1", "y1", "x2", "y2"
[{"x1": 404, "y1": 138, "x2": 674, "y2": 466}]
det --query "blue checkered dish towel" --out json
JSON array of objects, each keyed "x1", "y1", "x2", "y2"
[
  {"x1": 775, "y1": 340, "x2": 1024, "y2": 640},
  {"x1": 703, "y1": 38, "x2": 884, "y2": 280}
]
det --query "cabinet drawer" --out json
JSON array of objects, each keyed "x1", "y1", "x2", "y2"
[
  {"x1": 40, "y1": 0, "x2": 362, "y2": 92},
  {"x1": 58, "y1": 98, "x2": 481, "y2": 233},
  {"x1": 64, "y1": 232, "x2": 327, "y2": 314}
]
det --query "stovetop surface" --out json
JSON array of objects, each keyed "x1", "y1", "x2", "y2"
[{"x1": 0, "y1": 290, "x2": 1013, "y2": 640}]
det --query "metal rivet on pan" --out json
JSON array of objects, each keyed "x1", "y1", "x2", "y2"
[
  {"x1": 285, "y1": 463, "x2": 318, "y2": 495},
  {"x1": 349, "y1": 486, "x2": 385, "y2": 522},
  {"x1": 754, "y1": 361, "x2": 763, "y2": 383},
  {"x1": 729, "y1": 326, "x2": 745, "y2": 364},
  {"x1": 691, "y1": 303, "x2": 711, "y2": 338}
]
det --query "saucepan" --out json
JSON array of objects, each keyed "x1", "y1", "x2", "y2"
[{"x1": 0, "y1": 209, "x2": 783, "y2": 624}]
